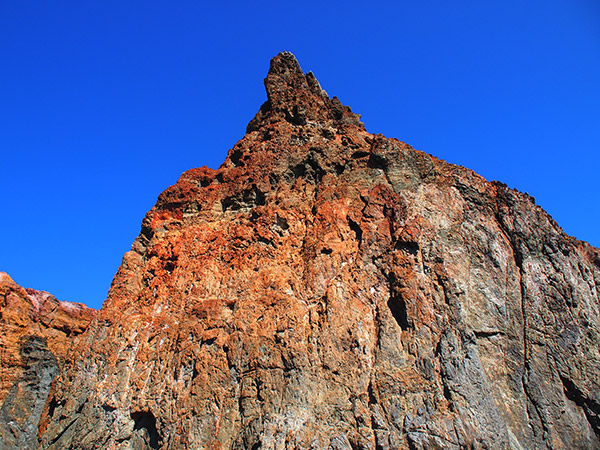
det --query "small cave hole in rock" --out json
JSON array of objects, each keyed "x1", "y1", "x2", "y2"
[
  {"x1": 229, "y1": 148, "x2": 244, "y2": 167},
  {"x1": 291, "y1": 157, "x2": 325, "y2": 184},
  {"x1": 388, "y1": 295, "x2": 409, "y2": 331},
  {"x1": 47, "y1": 397, "x2": 59, "y2": 418},
  {"x1": 203, "y1": 337, "x2": 216, "y2": 346},
  {"x1": 164, "y1": 260, "x2": 176, "y2": 274},
  {"x1": 131, "y1": 410, "x2": 162, "y2": 449},
  {"x1": 291, "y1": 163, "x2": 306, "y2": 179},
  {"x1": 102, "y1": 404, "x2": 116, "y2": 413},
  {"x1": 347, "y1": 217, "x2": 363, "y2": 246},
  {"x1": 368, "y1": 153, "x2": 388, "y2": 170},
  {"x1": 140, "y1": 223, "x2": 154, "y2": 244},
  {"x1": 321, "y1": 128, "x2": 335, "y2": 140},
  {"x1": 285, "y1": 104, "x2": 306, "y2": 125},
  {"x1": 395, "y1": 240, "x2": 419, "y2": 256},
  {"x1": 221, "y1": 185, "x2": 266, "y2": 212},
  {"x1": 442, "y1": 383, "x2": 452, "y2": 403},
  {"x1": 351, "y1": 151, "x2": 370, "y2": 159},
  {"x1": 268, "y1": 172, "x2": 280, "y2": 186},
  {"x1": 367, "y1": 381, "x2": 378, "y2": 406},
  {"x1": 272, "y1": 215, "x2": 289, "y2": 237}
]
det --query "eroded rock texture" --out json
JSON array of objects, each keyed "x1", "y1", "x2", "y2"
[
  {"x1": 38, "y1": 53, "x2": 600, "y2": 449},
  {"x1": 0, "y1": 272, "x2": 95, "y2": 449}
]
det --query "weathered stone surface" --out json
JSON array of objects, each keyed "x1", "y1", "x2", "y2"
[
  {"x1": 0, "y1": 272, "x2": 96, "y2": 450},
  {"x1": 37, "y1": 53, "x2": 600, "y2": 449}
]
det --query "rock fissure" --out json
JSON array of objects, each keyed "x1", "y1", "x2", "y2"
[
  {"x1": 513, "y1": 233, "x2": 544, "y2": 440},
  {"x1": 493, "y1": 200, "x2": 544, "y2": 441}
]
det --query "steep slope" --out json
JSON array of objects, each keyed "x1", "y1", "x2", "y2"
[
  {"x1": 0, "y1": 272, "x2": 96, "y2": 450},
  {"x1": 39, "y1": 52, "x2": 600, "y2": 449}
]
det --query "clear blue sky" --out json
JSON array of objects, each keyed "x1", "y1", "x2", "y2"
[{"x1": 2, "y1": 1, "x2": 599, "y2": 309}]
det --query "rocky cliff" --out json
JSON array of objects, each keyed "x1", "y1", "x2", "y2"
[
  {"x1": 18, "y1": 52, "x2": 600, "y2": 449},
  {"x1": 0, "y1": 272, "x2": 95, "y2": 449}
]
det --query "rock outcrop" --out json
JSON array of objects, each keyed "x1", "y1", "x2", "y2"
[
  {"x1": 0, "y1": 272, "x2": 95, "y2": 450},
  {"x1": 24, "y1": 52, "x2": 600, "y2": 449}
]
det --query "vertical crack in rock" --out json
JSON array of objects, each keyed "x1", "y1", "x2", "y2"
[{"x1": 495, "y1": 197, "x2": 546, "y2": 441}]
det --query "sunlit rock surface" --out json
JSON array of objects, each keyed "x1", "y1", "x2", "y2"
[{"x1": 30, "y1": 53, "x2": 600, "y2": 449}]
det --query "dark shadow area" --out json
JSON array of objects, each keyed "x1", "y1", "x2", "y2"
[
  {"x1": 347, "y1": 217, "x2": 363, "y2": 247},
  {"x1": 387, "y1": 295, "x2": 409, "y2": 331},
  {"x1": 559, "y1": 374, "x2": 600, "y2": 435},
  {"x1": 131, "y1": 410, "x2": 162, "y2": 449},
  {"x1": 221, "y1": 185, "x2": 266, "y2": 212}
]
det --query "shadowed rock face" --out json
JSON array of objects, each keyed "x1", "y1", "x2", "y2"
[
  {"x1": 34, "y1": 53, "x2": 600, "y2": 449},
  {"x1": 0, "y1": 272, "x2": 96, "y2": 450}
]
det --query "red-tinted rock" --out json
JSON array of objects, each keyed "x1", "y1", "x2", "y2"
[
  {"x1": 0, "y1": 272, "x2": 95, "y2": 449},
  {"x1": 34, "y1": 53, "x2": 600, "y2": 449}
]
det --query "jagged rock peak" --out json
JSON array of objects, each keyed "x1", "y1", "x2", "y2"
[
  {"x1": 247, "y1": 52, "x2": 364, "y2": 132},
  {"x1": 264, "y1": 52, "x2": 325, "y2": 102}
]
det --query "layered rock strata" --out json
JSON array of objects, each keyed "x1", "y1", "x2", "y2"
[
  {"x1": 0, "y1": 272, "x2": 95, "y2": 449},
  {"x1": 37, "y1": 53, "x2": 600, "y2": 449}
]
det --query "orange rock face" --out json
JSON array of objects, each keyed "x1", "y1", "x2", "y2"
[
  {"x1": 28, "y1": 53, "x2": 600, "y2": 449},
  {"x1": 0, "y1": 272, "x2": 95, "y2": 449}
]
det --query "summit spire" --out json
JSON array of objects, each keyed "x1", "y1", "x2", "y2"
[{"x1": 247, "y1": 52, "x2": 364, "y2": 132}]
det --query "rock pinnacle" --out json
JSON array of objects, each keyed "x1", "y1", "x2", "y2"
[{"x1": 247, "y1": 52, "x2": 364, "y2": 132}]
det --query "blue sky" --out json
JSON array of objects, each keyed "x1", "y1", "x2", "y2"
[{"x1": 2, "y1": 1, "x2": 599, "y2": 309}]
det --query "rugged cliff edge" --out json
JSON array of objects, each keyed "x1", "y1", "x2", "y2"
[
  {"x1": 0, "y1": 272, "x2": 96, "y2": 449},
  {"x1": 30, "y1": 52, "x2": 600, "y2": 449}
]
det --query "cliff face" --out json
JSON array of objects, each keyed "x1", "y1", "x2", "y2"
[
  {"x1": 36, "y1": 53, "x2": 600, "y2": 449},
  {"x1": 0, "y1": 272, "x2": 95, "y2": 450}
]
